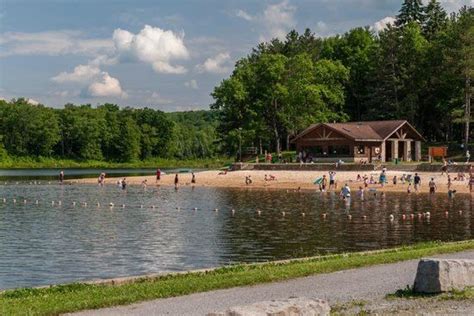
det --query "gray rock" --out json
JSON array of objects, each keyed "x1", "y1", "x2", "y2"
[
  {"x1": 413, "y1": 258, "x2": 474, "y2": 293},
  {"x1": 207, "y1": 297, "x2": 330, "y2": 316}
]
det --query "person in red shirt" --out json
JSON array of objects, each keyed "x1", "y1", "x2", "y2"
[{"x1": 156, "y1": 169, "x2": 161, "y2": 183}]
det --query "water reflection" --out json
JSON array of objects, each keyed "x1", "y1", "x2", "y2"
[{"x1": 0, "y1": 183, "x2": 472, "y2": 289}]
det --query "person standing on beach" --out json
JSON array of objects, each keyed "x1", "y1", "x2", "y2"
[
  {"x1": 321, "y1": 175, "x2": 328, "y2": 192},
  {"x1": 329, "y1": 171, "x2": 336, "y2": 190},
  {"x1": 174, "y1": 174, "x2": 179, "y2": 189},
  {"x1": 59, "y1": 170, "x2": 64, "y2": 184},
  {"x1": 156, "y1": 169, "x2": 161, "y2": 183},
  {"x1": 441, "y1": 158, "x2": 448, "y2": 175},
  {"x1": 414, "y1": 173, "x2": 421, "y2": 192},
  {"x1": 447, "y1": 174, "x2": 452, "y2": 190},
  {"x1": 191, "y1": 172, "x2": 196, "y2": 184},
  {"x1": 429, "y1": 178, "x2": 437, "y2": 194}
]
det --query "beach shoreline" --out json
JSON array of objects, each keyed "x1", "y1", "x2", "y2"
[{"x1": 68, "y1": 169, "x2": 472, "y2": 194}]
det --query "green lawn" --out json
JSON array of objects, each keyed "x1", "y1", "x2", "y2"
[{"x1": 1, "y1": 240, "x2": 473, "y2": 316}]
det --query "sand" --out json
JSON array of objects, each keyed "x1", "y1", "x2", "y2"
[{"x1": 69, "y1": 169, "x2": 472, "y2": 194}]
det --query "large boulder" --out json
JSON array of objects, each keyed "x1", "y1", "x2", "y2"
[
  {"x1": 413, "y1": 258, "x2": 474, "y2": 293},
  {"x1": 207, "y1": 297, "x2": 330, "y2": 316}
]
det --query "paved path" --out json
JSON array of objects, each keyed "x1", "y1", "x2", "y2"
[{"x1": 73, "y1": 250, "x2": 474, "y2": 316}]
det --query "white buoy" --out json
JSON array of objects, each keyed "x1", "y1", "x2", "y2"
[
  {"x1": 193, "y1": 207, "x2": 198, "y2": 211},
  {"x1": 362, "y1": 215, "x2": 367, "y2": 220},
  {"x1": 23, "y1": 199, "x2": 27, "y2": 204},
  {"x1": 231, "y1": 209, "x2": 235, "y2": 215},
  {"x1": 84, "y1": 202, "x2": 87, "y2": 207},
  {"x1": 425, "y1": 211, "x2": 431, "y2": 218},
  {"x1": 2, "y1": 198, "x2": 5, "y2": 203},
  {"x1": 459, "y1": 210, "x2": 463, "y2": 215},
  {"x1": 214, "y1": 208, "x2": 218, "y2": 212},
  {"x1": 389, "y1": 214, "x2": 394, "y2": 221},
  {"x1": 322, "y1": 213, "x2": 327, "y2": 219},
  {"x1": 122, "y1": 204, "x2": 126, "y2": 208},
  {"x1": 301, "y1": 212, "x2": 305, "y2": 217},
  {"x1": 58, "y1": 201, "x2": 62, "y2": 206},
  {"x1": 13, "y1": 199, "x2": 16, "y2": 203},
  {"x1": 35, "y1": 200, "x2": 38, "y2": 205},
  {"x1": 72, "y1": 201, "x2": 76, "y2": 206},
  {"x1": 257, "y1": 210, "x2": 262, "y2": 216},
  {"x1": 97, "y1": 202, "x2": 100, "y2": 207},
  {"x1": 281, "y1": 211, "x2": 286, "y2": 216},
  {"x1": 347, "y1": 214, "x2": 352, "y2": 220},
  {"x1": 52, "y1": 201, "x2": 55, "y2": 206},
  {"x1": 109, "y1": 202, "x2": 114, "y2": 207},
  {"x1": 140, "y1": 205, "x2": 144, "y2": 209}
]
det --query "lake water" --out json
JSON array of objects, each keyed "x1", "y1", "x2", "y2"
[
  {"x1": 0, "y1": 181, "x2": 473, "y2": 289},
  {"x1": 0, "y1": 168, "x2": 194, "y2": 181}
]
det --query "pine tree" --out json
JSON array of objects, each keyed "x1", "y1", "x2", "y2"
[
  {"x1": 423, "y1": 0, "x2": 448, "y2": 39},
  {"x1": 396, "y1": 0, "x2": 425, "y2": 27}
]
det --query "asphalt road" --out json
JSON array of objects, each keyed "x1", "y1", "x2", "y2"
[{"x1": 72, "y1": 250, "x2": 474, "y2": 316}]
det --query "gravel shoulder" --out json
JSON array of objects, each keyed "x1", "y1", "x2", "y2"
[{"x1": 72, "y1": 250, "x2": 474, "y2": 316}]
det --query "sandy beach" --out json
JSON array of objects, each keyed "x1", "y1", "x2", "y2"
[{"x1": 70, "y1": 169, "x2": 472, "y2": 194}]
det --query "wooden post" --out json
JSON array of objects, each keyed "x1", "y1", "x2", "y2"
[
  {"x1": 391, "y1": 140, "x2": 398, "y2": 161},
  {"x1": 415, "y1": 141, "x2": 421, "y2": 161}
]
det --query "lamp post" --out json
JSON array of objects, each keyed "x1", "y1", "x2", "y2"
[{"x1": 238, "y1": 127, "x2": 242, "y2": 162}]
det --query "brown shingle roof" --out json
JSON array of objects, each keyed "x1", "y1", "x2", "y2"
[{"x1": 292, "y1": 120, "x2": 425, "y2": 142}]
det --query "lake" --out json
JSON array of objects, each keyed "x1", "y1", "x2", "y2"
[{"x1": 0, "y1": 181, "x2": 473, "y2": 289}]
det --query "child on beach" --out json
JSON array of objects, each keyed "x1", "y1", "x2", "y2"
[
  {"x1": 174, "y1": 174, "x2": 179, "y2": 189},
  {"x1": 429, "y1": 178, "x2": 437, "y2": 194}
]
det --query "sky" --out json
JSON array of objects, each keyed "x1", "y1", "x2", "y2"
[{"x1": 0, "y1": 0, "x2": 472, "y2": 111}]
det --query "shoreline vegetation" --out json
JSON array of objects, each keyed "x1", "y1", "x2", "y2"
[
  {"x1": 1, "y1": 240, "x2": 473, "y2": 315},
  {"x1": 0, "y1": 157, "x2": 232, "y2": 169}
]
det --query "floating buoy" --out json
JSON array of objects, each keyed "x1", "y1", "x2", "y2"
[
  {"x1": 257, "y1": 210, "x2": 262, "y2": 216},
  {"x1": 459, "y1": 210, "x2": 463, "y2": 215},
  {"x1": 58, "y1": 201, "x2": 62, "y2": 206},
  {"x1": 2, "y1": 198, "x2": 5, "y2": 203},
  {"x1": 362, "y1": 215, "x2": 367, "y2": 220},
  {"x1": 109, "y1": 202, "x2": 114, "y2": 207},
  {"x1": 13, "y1": 199, "x2": 16, "y2": 203},
  {"x1": 389, "y1": 214, "x2": 394, "y2": 221},
  {"x1": 52, "y1": 201, "x2": 55, "y2": 205},
  {"x1": 445, "y1": 211, "x2": 449, "y2": 217},
  {"x1": 402, "y1": 214, "x2": 406, "y2": 220},
  {"x1": 122, "y1": 204, "x2": 126, "y2": 208},
  {"x1": 281, "y1": 211, "x2": 286, "y2": 216},
  {"x1": 23, "y1": 199, "x2": 27, "y2": 204},
  {"x1": 140, "y1": 205, "x2": 144, "y2": 208},
  {"x1": 35, "y1": 200, "x2": 38, "y2": 204},
  {"x1": 214, "y1": 208, "x2": 218, "y2": 212},
  {"x1": 322, "y1": 213, "x2": 327, "y2": 219},
  {"x1": 97, "y1": 202, "x2": 100, "y2": 207},
  {"x1": 301, "y1": 212, "x2": 306, "y2": 217},
  {"x1": 231, "y1": 209, "x2": 235, "y2": 215},
  {"x1": 83, "y1": 202, "x2": 87, "y2": 207},
  {"x1": 72, "y1": 201, "x2": 76, "y2": 206},
  {"x1": 424, "y1": 211, "x2": 431, "y2": 218},
  {"x1": 347, "y1": 214, "x2": 352, "y2": 220},
  {"x1": 193, "y1": 207, "x2": 198, "y2": 211}
]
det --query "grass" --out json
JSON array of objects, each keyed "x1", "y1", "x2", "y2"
[
  {"x1": 1, "y1": 240, "x2": 473, "y2": 316},
  {"x1": 0, "y1": 156, "x2": 233, "y2": 169},
  {"x1": 387, "y1": 285, "x2": 474, "y2": 301}
]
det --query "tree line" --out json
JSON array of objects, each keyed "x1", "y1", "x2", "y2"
[
  {"x1": 0, "y1": 99, "x2": 219, "y2": 161},
  {"x1": 212, "y1": 0, "x2": 474, "y2": 155}
]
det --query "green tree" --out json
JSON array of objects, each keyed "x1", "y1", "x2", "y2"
[
  {"x1": 423, "y1": 0, "x2": 448, "y2": 40},
  {"x1": 396, "y1": 0, "x2": 425, "y2": 27}
]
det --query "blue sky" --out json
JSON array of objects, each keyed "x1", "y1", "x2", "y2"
[{"x1": 0, "y1": 0, "x2": 472, "y2": 111}]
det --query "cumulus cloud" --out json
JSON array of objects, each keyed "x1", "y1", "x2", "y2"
[
  {"x1": 196, "y1": 52, "x2": 231, "y2": 74},
  {"x1": 112, "y1": 25, "x2": 189, "y2": 74},
  {"x1": 51, "y1": 63, "x2": 125, "y2": 98},
  {"x1": 0, "y1": 30, "x2": 113, "y2": 57},
  {"x1": 27, "y1": 98, "x2": 40, "y2": 105},
  {"x1": 372, "y1": 16, "x2": 396, "y2": 32},
  {"x1": 260, "y1": 1, "x2": 296, "y2": 41},
  {"x1": 146, "y1": 91, "x2": 173, "y2": 104},
  {"x1": 236, "y1": 9, "x2": 253, "y2": 21},
  {"x1": 88, "y1": 72, "x2": 126, "y2": 98},
  {"x1": 184, "y1": 79, "x2": 199, "y2": 89},
  {"x1": 51, "y1": 64, "x2": 101, "y2": 83}
]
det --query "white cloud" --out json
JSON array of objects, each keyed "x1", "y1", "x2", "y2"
[
  {"x1": 196, "y1": 52, "x2": 231, "y2": 74},
  {"x1": 0, "y1": 30, "x2": 113, "y2": 57},
  {"x1": 184, "y1": 79, "x2": 199, "y2": 89},
  {"x1": 372, "y1": 16, "x2": 396, "y2": 32},
  {"x1": 51, "y1": 64, "x2": 101, "y2": 83},
  {"x1": 87, "y1": 72, "x2": 126, "y2": 98},
  {"x1": 236, "y1": 9, "x2": 253, "y2": 21},
  {"x1": 27, "y1": 98, "x2": 40, "y2": 106},
  {"x1": 260, "y1": 0, "x2": 297, "y2": 41},
  {"x1": 112, "y1": 25, "x2": 189, "y2": 74}
]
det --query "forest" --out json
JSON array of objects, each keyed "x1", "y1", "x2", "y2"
[
  {"x1": 0, "y1": 0, "x2": 473, "y2": 163},
  {"x1": 212, "y1": 0, "x2": 473, "y2": 155}
]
